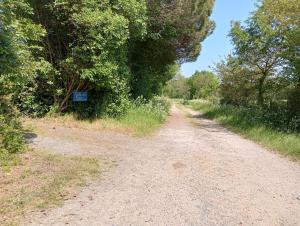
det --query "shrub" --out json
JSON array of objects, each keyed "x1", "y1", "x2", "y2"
[
  {"x1": 0, "y1": 101, "x2": 25, "y2": 167},
  {"x1": 133, "y1": 96, "x2": 170, "y2": 121},
  {"x1": 118, "y1": 96, "x2": 170, "y2": 135},
  {"x1": 151, "y1": 96, "x2": 171, "y2": 113}
]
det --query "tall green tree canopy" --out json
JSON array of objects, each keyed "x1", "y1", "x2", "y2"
[
  {"x1": 0, "y1": 0, "x2": 45, "y2": 96},
  {"x1": 215, "y1": 0, "x2": 299, "y2": 128},
  {"x1": 130, "y1": 0, "x2": 215, "y2": 99},
  {"x1": 2, "y1": 0, "x2": 215, "y2": 117},
  {"x1": 230, "y1": 17, "x2": 287, "y2": 105},
  {"x1": 229, "y1": 0, "x2": 299, "y2": 105},
  {"x1": 24, "y1": 0, "x2": 148, "y2": 114}
]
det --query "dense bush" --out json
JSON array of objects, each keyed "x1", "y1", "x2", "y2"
[
  {"x1": 117, "y1": 96, "x2": 171, "y2": 135},
  {"x1": 131, "y1": 96, "x2": 171, "y2": 122},
  {"x1": 0, "y1": 101, "x2": 25, "y2": 166},
  {"x1": 0, "y1": 0, "x2": 40, "y2": 165},
  {"x1": 151, "y1": 96, "x2": 172, "y2": 114}
]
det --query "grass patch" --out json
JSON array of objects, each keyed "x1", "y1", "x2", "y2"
[
  {"x1": 24, "y1": 98, "x2": 171, "y2": 137},
  {"x1": 185, "y1": 99, "x2": 300, "y2": 160},
  {"x1": 0, "y1": 150, "x2": 101, "y2": 226},
  {"x1": 0, "y1": 151, "x2": 22, "y2": 173},
  {"x1": 118, "y1": 105, "x2": 167, "y2": 136}
]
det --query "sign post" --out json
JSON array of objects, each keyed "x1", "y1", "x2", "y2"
[{"x1": 72, "y1": 91, "x2": 88, "y2": 102}]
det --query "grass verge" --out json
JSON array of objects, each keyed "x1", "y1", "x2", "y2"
[
  {"x1": 24, "y1": 99, "x2": 170, "y2": 137},
  {"x1": 118, "y1": 104, "x2": 168, "y2": 136},
  {"x1": 185, "y1": 99, "x2": 300, "y2": 160},
  {"x1": 0, "y1": 150, "x2": 101, "y2": 225}
]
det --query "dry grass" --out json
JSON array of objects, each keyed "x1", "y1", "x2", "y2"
[
  {"x1": 23, "y1": 106, "x2": 167, "y2": 137},
  {"x1": 0, "y1": 150, "x2": 102, "y2": 226},
  {"x1": 23, "y1": 115, "x2": 134, "y2": 135}
]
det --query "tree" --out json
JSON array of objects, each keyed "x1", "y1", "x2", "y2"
[
  {"x1": 0, "y1": 0, "x2": 45, "y2": 154},
  {"x1": 188, "y1": 70, "x2": 219, "y2": 99},
  {"x1": 215, "y1": 56, "x2": 258, "y2": 105},
  {"x1": 163, "y1": 74, "x2": 190, "y2": 99},
  {"x1": 256, "y1": 0, "x2": 300, "y2": 116},
  {"x1": 0, "y1": 0, "x2": 45, "y2": 97},
  {"x1": 8, "y1": 0, "x2": 215, "y2": 117},
  {"x1": 130, "y1": 0, "x2": 215, "y2": 98},
  {"x1": 230, "y1": 17, "x2": 286, "y2": 105},
  {"x1": 18, "y1": 0, "x2": 148, "y2": 115}
]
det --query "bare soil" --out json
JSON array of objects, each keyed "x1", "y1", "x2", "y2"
[{"x1": 23, "y1": 105, "x2": 300, "y2": 226}]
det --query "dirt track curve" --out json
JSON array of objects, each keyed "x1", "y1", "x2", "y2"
[{"x1": 25, "y1": 105, "x2": 300, "y2": 226}]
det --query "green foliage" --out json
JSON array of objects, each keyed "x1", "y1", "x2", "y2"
[
  {"x1": 214, "y1": 0, "x2": 300, "y2": 132},
  {"x1": 256, "y1": 0, "x2": 300, "y2": 114},
  {"x1": 163, "y1": 70, "x2": 219, "y2": 100},
  {"x1": 230, "y1": 17, "x2": 285, "y2": 105},
  {"x1": 0, "y1": 0, "x2": 214, "y2": 118},
  {"x1": 0, "y1": 0, "x2": 45, "y2": 95},
  {"x1": 19, "y1": 0, "x2": 147, "y2": 115},
  {"x1": 130, "y1": 0, "x2": 215, "y2": 98},
  {"x1": 119, "y1": 96, "x2": 171, "y2": 136},
  {"x1": 186, "y1": 100, "x2": 300, "y2": 159},
  {"x1": 0, "y1": 103, "x2": 25, "y2": 154},
  {"x1": 0, "y1": 0, "x2": 44, "y2": 165},
  {"x1": 0, "y1": 101, "x2": 25, "y2": 168},
  {"x1": 188, "y1": 70, "x2": 219, "y2": 99},
  {"x1": 150, "y1": 96, "x2": 171, "y2": 114},
  {"x1": 163, "y1": 74, "x2": 190, "y2": 99},
  {"x1": 215, "y1": 56, "x2": 257, "y2": 105}
]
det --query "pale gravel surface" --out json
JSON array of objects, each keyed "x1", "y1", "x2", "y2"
[{"x1": 24, "y1": 105, "x2": 300, "y2": 226}]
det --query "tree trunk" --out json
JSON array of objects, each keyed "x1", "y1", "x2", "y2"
[{"x1": 257, "y1": 72, "x2": 268, "y2": 105}]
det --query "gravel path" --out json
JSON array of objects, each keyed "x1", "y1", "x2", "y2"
[{"x1": 25, "y1": 106, "x2": 300, "y2": 226}]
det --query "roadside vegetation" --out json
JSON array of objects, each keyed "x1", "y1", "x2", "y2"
[
  {"x1": 27, "y1": 96, "x2": 171, "y2": 137},
  {"x1": 0, "y1": 0, "x2": 214, "y2": 168},
  {"x1": 0, "y1": 150, "x2": 102, "y2": 226},
  {"x1": 165, "y1": 0, "x2": 300, "y2": 159},
  {"x1": 0, "y1": 102, "x2": 26, "y2": 170},
  {"x1": 118, "y1": 97, "x2": 171, "y2": 136},
  {"x1": 186, "y1": 100, "x2": 300, "y2": 160}
]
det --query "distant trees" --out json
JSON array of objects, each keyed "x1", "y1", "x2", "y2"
[
  {"x1": 163, "y1": 70, "x2": 219, "y2": 100},
  {"x1": 163, "y1": 74, "x2": 190, "y2": 99},
  {"x1": 188, "y1": 71, "x2": 219, "y2": 99}
]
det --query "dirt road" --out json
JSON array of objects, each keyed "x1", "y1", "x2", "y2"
[{"x1": 25, "y1": 106, "x2": 300, "y2": 226}]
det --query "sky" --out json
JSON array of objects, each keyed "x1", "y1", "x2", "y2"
[{"x1": 181, "y1": 0, "x2": 257, "y2": 77}]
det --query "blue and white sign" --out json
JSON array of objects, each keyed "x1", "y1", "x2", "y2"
[{"x1": 73, "y1": 91, "x2": 88, "y2": 102}]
